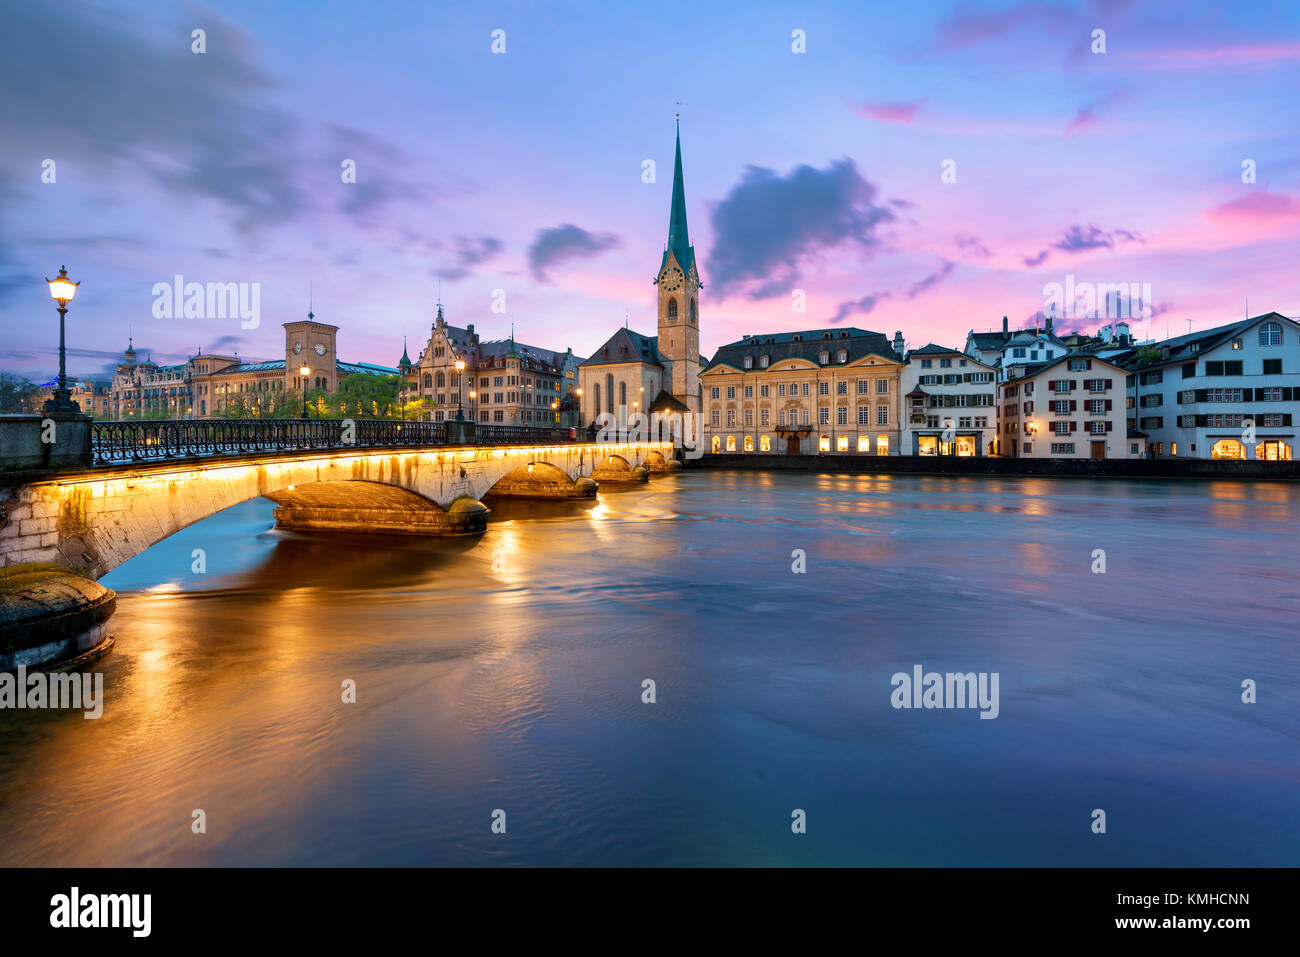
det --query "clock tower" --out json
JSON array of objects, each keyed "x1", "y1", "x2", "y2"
[
  {"x1": 655, "y1": 121, "x2": 701, "y2": 413},
  {"x1": 283, "y1": 313, "x2": 340, "y2": 393}
]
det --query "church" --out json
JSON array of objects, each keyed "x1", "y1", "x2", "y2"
[{"x1": 578, "y1": 123, "x2": 704, "y2": 425}]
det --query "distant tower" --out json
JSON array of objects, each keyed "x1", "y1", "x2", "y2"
[{"x1": 655, "y1": 119, "x2": 701, "y2": 413}]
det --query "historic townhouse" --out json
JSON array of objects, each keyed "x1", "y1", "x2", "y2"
[
  {"x1": 581, "y1": 122, "x2": 704, "y2": 425},
  {"x1": 900, "y1": 344, "x2": 997, "y2": 456},
  {"x1": 999, "y1": 353, "x2": 1141, "y2": 459},
  {"x1": 1121, "y1": 311, "x2": 1300, "y2": 460},
  {"x1": 702, "y1": 328, "x2": 905, "y2": 455},
  {"x1": 412, "y1": 305, "x2": 579, "y2": 426}
]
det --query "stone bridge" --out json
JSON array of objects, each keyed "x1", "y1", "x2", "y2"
[{"x1": 0, "y1": 440, "x2": 675, "y2": 580}]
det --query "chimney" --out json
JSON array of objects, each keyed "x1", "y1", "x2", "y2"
[
  {"x1": 1045, "y1": 314, "x2": 1053, "y2": 336},
  {"x1": 1002, "y1": 315, "x2": 1009, "y2": 335}
]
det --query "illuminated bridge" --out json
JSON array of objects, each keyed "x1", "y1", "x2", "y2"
[{"x1": 0, "y1": 417, "x2": 676, "y2": 580}]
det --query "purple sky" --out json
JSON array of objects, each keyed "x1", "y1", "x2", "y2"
[{"x1": 2, "y1": 0, "x2": 1299, "y2": 381}]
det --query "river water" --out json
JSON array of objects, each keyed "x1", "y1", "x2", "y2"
[{"x1": 1, "y1": 470, "x2": 1297, "y2": 866}]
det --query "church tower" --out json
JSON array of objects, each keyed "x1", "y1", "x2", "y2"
[{"x1": 655, "y1": 121, "x2": 701, "y2": 413}]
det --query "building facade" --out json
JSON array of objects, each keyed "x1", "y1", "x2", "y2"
[
  {"x1": 410, "y1": 305, "x2": 580, "y2": 426},
  {"x1": 702, "y1": 328, "x2": 905, "y2": 455},
  {"x1": 1122, "y1": 312, "x2": 1300, "y2": 460},
  {"x1": 998, "y1": 353, "x2": 1140, "y2": 459},
  {"x1": 900, "y1": 344, "x2": 997, "y2": 456}
]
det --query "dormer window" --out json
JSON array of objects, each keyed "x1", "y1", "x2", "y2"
[
  {"x1": 836, "y1": 350, "x2": 847, "y2": 363},
  {"x1": 822, "y1": 332, "x2": 832, "y2": 339},
  {"x1": 839, "y1": 331, "x2": 849, "y2": 338},
  {"x1": 792, "y1": 334, "x2": 802, "y2": 341},
  {"x1": 759, "y1": 355, "x2": 769, "y2": 368},
  {"x1": 818, "y1": 350, "x2": 830, "y2": 365},
  {"x1": 743, "y1": 356, "x2": 753, "y2": 369}
]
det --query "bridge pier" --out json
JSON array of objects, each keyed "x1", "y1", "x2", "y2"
[
  {"x1": 485, "y1": 475, "x2": 598, "y2": 500},
  {"x1": 0, "y1": 565, "x2": 116, "y2": 671},
  {"x1": 273, "y1": 496, "x2": 490, "y2": 536}
]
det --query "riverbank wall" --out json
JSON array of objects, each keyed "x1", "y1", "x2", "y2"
[{"x1": 688, "y1": 454, "x2": 1300, "y2": 481}]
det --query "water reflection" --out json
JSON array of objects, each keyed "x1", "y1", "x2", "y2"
[{"x1": 1, "y1": 473, "x2": 1297, "y2": 866}]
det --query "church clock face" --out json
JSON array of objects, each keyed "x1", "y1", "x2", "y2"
[
  {"x1": 314, "y1": 343, "x2": 326, "y2": 356},
  {"x1": 293, "y1": 342, "x2": 302, "y2": 354},
  {"x1": 660, "y1": 265, "x2": 683, "y2": 291}
]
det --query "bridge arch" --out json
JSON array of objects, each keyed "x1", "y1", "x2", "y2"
[{"x1": 0, "y1": 440, "x2": 674, "y2": 579}]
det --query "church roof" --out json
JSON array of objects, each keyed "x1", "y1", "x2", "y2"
[
  {"x1": 647, "y1": 389, "x2": 690, "y2": 413},
  {"x1": 580, "y1": 328, "x2": 664, "y2": 368},
  {"x1": 658, "y1": 123, "x2": 696, "y2": 279}
]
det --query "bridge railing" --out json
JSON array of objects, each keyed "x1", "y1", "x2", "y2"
[{"x1": 89, "y1": 418, "x2": 581, "y2": 465}]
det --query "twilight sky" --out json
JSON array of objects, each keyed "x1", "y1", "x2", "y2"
[{"x1": 2, "y1": 0, "x2": 1299, "y2": 380}]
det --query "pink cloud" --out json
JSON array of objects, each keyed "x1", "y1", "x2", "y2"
[
  {"x1": 1065, "y1": 108, "x2": 1098, "y2": 136},
  {"x1": 1110, "y1": 43, "x2": 1300, "y2": 72},
  {"x1": 851, "y1": 99, "x2": 923, "y2": 124},
  {"x1": 1207, "y1": 191, "x2": 1300, "y2": 225}
]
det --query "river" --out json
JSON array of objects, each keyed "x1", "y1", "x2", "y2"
[{"x1": 1, "y1": 470, "x2": 1297, "y2": 865}]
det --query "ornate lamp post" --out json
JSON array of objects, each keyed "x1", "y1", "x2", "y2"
[
  {"x1": 454, "y1": 359, "x2": 466, "y2": 419},
  {"x1": 299, "y1": 365, "x2": 311, "y2": 419},
  {"x1": 44, "y1": 266, "x2": 81, "y2": 415}
]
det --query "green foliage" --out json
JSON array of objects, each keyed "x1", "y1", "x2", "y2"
[
  {"x1": 1135, "y1": 345, "x2": 1161, "y2": 367},
  {"x1": 0, "y1": 371, "x2": 41, "y2": 413}
]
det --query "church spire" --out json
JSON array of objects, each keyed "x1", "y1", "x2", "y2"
[{"x1": 661, "y1": 119, "x2": 695, "y2": 277}]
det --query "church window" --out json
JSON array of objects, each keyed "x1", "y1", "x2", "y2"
[
  {"x1": 436, "y1": 372, "x2": 445, "y2": 388},
  {"x1": 667, "y1": 298, "x2": 678, "y2": 321},
  {"x1": 593, "y1": 383, "x2": 601, "y2": 412},
  {"x1": 606, "y1": 374, "x2": 614, "y2": 413},
  {"x1": 690, "y1": 299, "x2": 697, "y2": 324},
  {"x1": 620, "y1": 382, "x2": 627, "y2": 406}
]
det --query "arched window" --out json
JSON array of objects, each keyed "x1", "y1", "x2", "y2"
[
  {"x1": 436, "y1": 371, "x2": 445, "y2": 388},
  {"x1": 667, "y1": 298, "x2": 678, "y2": 321},
  {"x1": 759, "y1": 435, "x2": 771, "y2": 452},
  {"x1": 606, "y1": 374, "x2": 614, "y2": 413},
  {"x1": 744, "y1": 435, "x2": 754, "y2": 451},
  {"x1": 1212, "y1": 439, "x2": 1245, "y2": 459},
  {"x1": 620, "y1": 381, "x2": 627, "y2": 406},
  {"x1": 726, "y1": 435, "x2": 736, "y2": 451},
  {"x1": 423, "y1": 374, "x2": 432, "y2": 389},
  {"x1": 593, "y1": 383, "x2": 601, "y2": 414},
  {"x1": 711, "y1": 435, "x2": 720, "y2": 453},
  {"x1": 1259, "y1": 322, "x2": 1283, "y2": 346},
  {"x1": 689, "y1": 299, "x2": 697, "y2": 324}
]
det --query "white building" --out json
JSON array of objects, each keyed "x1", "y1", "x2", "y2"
[
  {"x1": 998, "y1": 353, "x2": 1141, "y2": 459},
  {"x1": 1123, "y1": 312, "x2": 1300, "y2": 460},
  {"x1": 900, "y1": 344, "x2": 998, "y2": 456}
]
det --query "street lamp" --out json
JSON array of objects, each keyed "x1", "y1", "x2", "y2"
[
  {"x1": 454, "y1": 359, "x2": 466, "y2": 419},
  {"x1": 44, "y1": 266, "x2": 81, "y2": 415},
  {"x1": 299, "y1": 365, "x2": 311, "y2": 419},
  {"x1": 469, "y1": 389, "x2": 476, "y2": 423}
]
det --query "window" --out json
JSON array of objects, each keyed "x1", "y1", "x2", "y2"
[
  {"x1": 836, "y1": 381, "x2": 847, "y2": 395},
  {"x1": 744, "y1": 356, "x2": 753, "y2": 369},
  {"x1": 744, "y1": 385, "x2": 754, "y2": 398},
  {"x1": 744, "y1": 435, "x2": 754, "y2": 451},
  {"x1": 710, "y1": 386, "x2": 720, "y2": 399},
  {"x1": 819, "y1": 351, "x2": 830, "y2": 365},
  {"x1": 940, "y1": 358, "x2": 952, "y2": 368},
  {"x1": 1263, "y1": 358, "x2": 1282, "y2": 375},
  {"x1": 837, "y1": 406, "x2": 848, "y2": 425},
  {"x1": 819, "y1": 407, "x2": 830, "y2": 425},
  {"x1": 856, "y1": 379, "x2": 868, "y2": 394},
  {"x1": 760, "y1": 435, "x2": 771, "y2": 452},
  {"x1": 777, "y1": 383, "x2": 786, "y2": 397},
  {"x1": 1053, "y1": 421, "x2": 1071, "y2": 435},
  {"x1": 690, "y1": 299, "x2": 697, "y2": 324},
  {"x1": 1259, "y1": 322, "x2": 1283, "y2": 346},
  {"x1": 760, "y1": 409, "x2": 769, "y2": 426},
  {"x1": 726, "y1": 435, "x2": 736, "y2": 451},
  {"x1": 1013, "y1": 348, "x2": 1026, "y2": 358},
  {"x1": 759, "y1": 355, "x2": 769, "y2": 368},
  {"x1": 1182, "y1": 363, "x2": 1196, "y2": 379},
  {"x1": 858, "y1": 406, "x2": 870, "y2": 425},
  {"x1": 1068, "y1": 358, "x2": 1091, "y2": 371},
  {"x1": 921, "y1": 359, "x2": 932, "y2": 369},
  {"x1": 877, "y1": 405, "x2": 888, "y2": 425},
  {"x1": 667, "y1": 298, "x2": 678, "y2": 321},
  {"x1": 726, "y1": 386, "x2": 736, "y2": 399},
  {"x1": 857, "y1": 435, "x2": 870, "y2": 452},
  {"x1": 877, "y1": 379, "x2": 889, "y2": 394},
  {"x1": 818, "y1": 381, "x2": 829, "y2": 395},
  {"x1": 1051, "y1": 443, "x2": 1075, "y2": 454},
  {"x1": 1231, "y1": 338, "x2": 1243, "y2": 350},
  {"x1": 837, "y1": 350, "x2": 848, "y2": 363},
  {"x1": 710, "y1": 410, "x2": 720, "y2": 426},
  {"x1": 726, "y1": 410, "x2": 736, "y2": 427},
  {"x1": 877, "y1": 435, "x2": 889, "y2": 455},
  {"x1": 836, "y1": 434, "x2": 849, "y2": 451},
  {"x1": 744, "y1": 409, "x2": 753, "y2": 426},
  {"x1": 801, "y1": 383, "x2": 810, "y2": 396},
  {"x1": 760, "y1": 384, "x2": 769, "y2": 397},
  {"x1": 818, "y1": 435, "x2": 830, "y2": 452},
  {"x1": 778, "y1": 410, "x2": 786, "y2": 426}
]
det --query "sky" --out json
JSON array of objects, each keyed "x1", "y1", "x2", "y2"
[{"x1": 2, "y1": 0, "x2": 1299, "y2": 381}]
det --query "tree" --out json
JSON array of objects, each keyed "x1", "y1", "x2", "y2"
[
  {"x1": 0, "y1": 372, "x2": 41, "y2": 413},
  {"x1": 1135, "y1": 345, "x2": 1161, "y2": 367}
]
